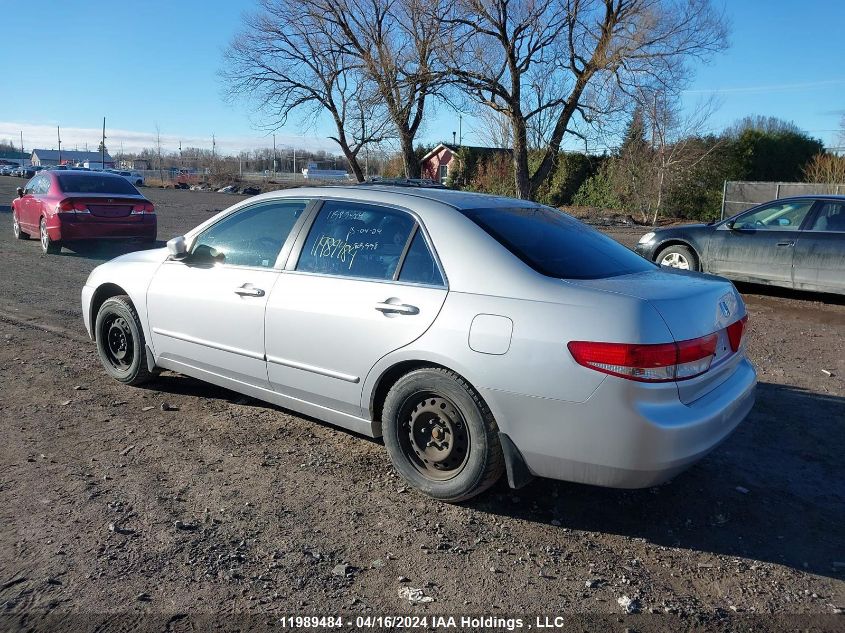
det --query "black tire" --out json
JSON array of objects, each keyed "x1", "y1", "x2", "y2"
[
  {"x1": 656, "y1": 244, "x2": 698, "y2": 271},
  {"x1": 13, "y1": 211, "x2": 29, "y2": 239},
  {"x1": 382, "y1": 367, "x2": 504, "y2": 502},
  {"x1": 94, "y1": 295, "x2": 155, "y2": 386},
  {"x1": 39, "y1": 217, "x2": 61, "y2": 254}
]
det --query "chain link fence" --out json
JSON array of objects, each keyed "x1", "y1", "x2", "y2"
[{"x1": 720, "y1": 181, "x2": 845, "y2": 219}]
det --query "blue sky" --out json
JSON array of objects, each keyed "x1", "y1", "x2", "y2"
[{"x1": 1, "y1": 1, "x2": 843, "y2": 155}]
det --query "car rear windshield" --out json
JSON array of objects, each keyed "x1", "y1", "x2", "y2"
[
  {"x1": 461, "y1": 206, "x2": 655, "y2": 279},
  {"x1": 56, "y1": 173, "x2": 140, "y2": 195}
]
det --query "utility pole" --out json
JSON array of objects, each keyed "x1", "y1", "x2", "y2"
[
  {"x1": 179, "y1": 141, "x2": 183, "y2": 171},
  {"x1": 212, "y1": 134, "x2": 216, "y2": 174},
  {"x1": 293, "y1": 147, "x2": 296, "y2": 178},
  {"x1": 272, "y1": 134, "x2": 276, "y2": 178},
  {"x1": 57, "y1": 126, "x2": 62, "y2": 165},
  {"x1": 459, "y1": 115, "x2": 462, "y2": 145},
  {"x1": 101, "y1": 117, "x2": 106, "y2": 169},
  {"x1": 20, "y1": 131, "x2": 24, "y2": 167}
]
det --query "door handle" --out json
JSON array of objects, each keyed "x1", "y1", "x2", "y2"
[
  {"x1": 776, "y1": 240, "x2": 795, "y2": 247},
  {"x1": 234, "y1": 285, "x2": 265, "y2": 297},
  {"x1": 375, "y1": 301, "x2": 419, "y2": 315}
]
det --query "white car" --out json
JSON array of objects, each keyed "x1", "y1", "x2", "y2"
[
  {"x1": 81, "y1": 187, "x2": 756, "y2": 501},
  {"x1": 108, "y1": 169, "x2": 145, "y2": 186}
]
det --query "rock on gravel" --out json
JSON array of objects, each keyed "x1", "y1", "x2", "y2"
[{"x1": 399, "y1": 587, "x2": 435, "y2": 604}]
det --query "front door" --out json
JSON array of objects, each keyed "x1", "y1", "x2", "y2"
[
  {"x1": 265, "y1": 200, "x2": 448, "y2": 416},
  {"x1": 707, "y1": 199, "x2": 816, "y2": 287},
  {"x1": 146, "y1": 199, "x2": 309, "y2": 388}
]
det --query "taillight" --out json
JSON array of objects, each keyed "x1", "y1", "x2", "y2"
[
  {"x1": 57, "y1": 199, "x2": 90, "y2": 214},
  {"x1": 131, "y1": 202, "x2": 155, "y2": 215},
  {"x1": 568, "y1": 333, "x2": 718, "y2": 383},
  {"x1": 726, "y1": 315, "x2": 748, "y2": 352}
]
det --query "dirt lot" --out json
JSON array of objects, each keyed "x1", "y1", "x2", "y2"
[{"x1": 0, "y1": 177, "x2": 843, "y2": 631}]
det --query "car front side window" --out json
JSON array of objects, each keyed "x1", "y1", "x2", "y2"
[
  {"x1": 295, "y1": 201, "x2": 415, "y2": 280},
  {"x1": 734, "y1": 201, "x2": 815, "y2": 231},
  {"x1": 190, "y1": 200, "x2": 308, "y2": 268}
]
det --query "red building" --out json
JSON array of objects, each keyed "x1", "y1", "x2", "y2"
[{"x1": 421, "y1": 143, "x2": 510, "y2": 184}]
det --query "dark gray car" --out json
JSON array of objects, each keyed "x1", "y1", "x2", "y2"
[{"x1": 635, "y1": 196, "x2": 845, "y2": 295}]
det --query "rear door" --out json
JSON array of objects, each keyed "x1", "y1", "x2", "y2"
[
  {"x1": 707, "y1": 199, "x2": 816, "y2": 287},
  {"x1": 793, "y1": 200, "x2": 845, "y2": 294},
  {"x1": 146, "y1": 199, "x2": 310, "y2": 388},
  {"x1": 265, "y1": 200, "x2": 448, "y2": 417}
]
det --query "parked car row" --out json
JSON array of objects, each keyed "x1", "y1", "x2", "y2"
[
  {"x1": 8, "y1": 171, "x2": 841, "y2": 501},
  {"x1": 1, "y1": 164, "x2": 144, "y2": 186}
]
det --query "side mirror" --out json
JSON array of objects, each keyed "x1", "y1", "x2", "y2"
[
  {"x1": 725, "y1": 220, "x2": 736, "y2": 230},
  {"x1": 167, "y1": 235, "x2": 188, "y2": 260},
  {"x1": 16, "y1": 187, "x2": 24, "y2": 198}
]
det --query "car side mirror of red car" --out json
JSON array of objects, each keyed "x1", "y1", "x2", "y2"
[{"x1": 16, "y1": 187, "x2": 24, "y2": 198}]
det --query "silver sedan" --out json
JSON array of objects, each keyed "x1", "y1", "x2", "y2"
[{"x1": 81, "y1": 186, "x2": 756, "y2": 501}]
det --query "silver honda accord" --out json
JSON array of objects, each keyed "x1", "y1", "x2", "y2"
[{"x1": 81, "y1": 186, "x2": 756, "y2": 501}]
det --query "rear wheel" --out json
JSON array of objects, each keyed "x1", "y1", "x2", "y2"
[
  {"x1": 95, "y1": 295, "x2": 154, "y2": 386},
  {"x1": 13, "y1": 212, "x2": 29, "y2": 239},
  {"x1": 657, "y1": 244, "x2": 698, "y2": 271},
  {"x1": 40, "y1": 218, "x2": 61, "y2": 254},
  {"x1": 382, "y1": 368, "x2": 504, "y2": 502}
]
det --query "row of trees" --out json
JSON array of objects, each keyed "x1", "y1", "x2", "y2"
[
  {"x1": 428, "y1": 114, "x2": 839, "y2": 221},
  {"x1": 223, "y1": 0, "x2": 729, "y2": 199}
]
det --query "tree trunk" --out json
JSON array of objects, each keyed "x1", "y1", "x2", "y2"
[
  {"x1": 399, "y1": 132, "x2": 421, "y2": 179},
  {"x1": 347, "y1": 154, "x2": 365, "y2": 182},
  {"x1": 651, "y1": 166, "x2": 665, "y2": 226},
  {"x1": 511, "y1": 116, "x2": 531, "y2": 199}
]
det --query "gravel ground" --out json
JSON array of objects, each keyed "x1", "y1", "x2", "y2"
[{"x1": 0, "y1": 177, "x2": 843, "y2": 631}]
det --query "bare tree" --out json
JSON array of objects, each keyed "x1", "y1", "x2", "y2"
[
  {"x1": 223, "y1": 0, "x2": 391, "y2": 181},
  {"x1": 470, "y1": 108, "x2": 514, "y2": 148},
  {"x1": 641, "y1": 89, "x2": 721, "y2": 224},
  {"x1": 311, "y1": 0, "x2": 447, "y2": 178},
  {"x1": 803, "y1": 153, "x2": 845, "y2": 192},
  {"x1": 441, "y1": 0, "x2": 728, "y2": 199}
]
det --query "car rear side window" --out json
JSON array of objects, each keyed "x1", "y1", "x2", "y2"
[
  {"x1": 398, "y1": 230, "x2": 444, "y2": 286},
  {"x1": 191, "y1": 200, "x2": 308, "y2": 268},
  {"x1": 296, "y1": 201, "x2": 415, "y2": 280},
  {"x1": 56, "y1": 173, "x2": 139, "y2": 195},
  {"x1": 462, "y1": 206, "x2": 655, "y2": 279}
]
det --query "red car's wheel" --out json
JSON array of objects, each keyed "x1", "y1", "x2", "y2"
[
  {"x1": 13, "y1": 211, "x2": 29, "y2": 240},
  {"x1": 40, "y1": 217, "x2": 61, "y2": 254}
]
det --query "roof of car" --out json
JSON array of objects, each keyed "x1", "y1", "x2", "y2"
[{"x1": 264, "y1": 184, "x2": 543, "y2": 211}]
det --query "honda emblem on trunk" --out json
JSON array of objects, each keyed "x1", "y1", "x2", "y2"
[{"x1": 719, "y1": 300, "x2": 731, "y2": 318}]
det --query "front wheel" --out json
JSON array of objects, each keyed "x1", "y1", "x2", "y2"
[
  {"x1": 40, "y1": 218, "x2": 61, "y2": 254},
  {"x1": 382, "y1": 368, "x2": 504, "y2": 502},
  {"x1": 657, "y1": 244, "x2": 698, "y2": 271},
  {"x1": 13, "y1": 212, "x2": 29, "y2": 239},
  {"x1": 95, "y1": 295, "x2": 155, "y2": 386}
]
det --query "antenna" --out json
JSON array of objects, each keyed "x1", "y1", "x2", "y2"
[
  {"x1": 57, "y1": 126, "x2": 62, "y2": 164},
  {"x1": 102, "y1": 117, "x2": 107, "y2": 169}
]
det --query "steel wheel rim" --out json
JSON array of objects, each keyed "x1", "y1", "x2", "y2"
[
  {"x1": 660, "y1": 252, "x2": 690, "y2": 270},
  {"x1": 398, "y1": 393, "x2": 470, "y2": 481},
  {"x1": 102, "y1": 315, "x2": 134, "y2": 370},
  {"x1": 40, "y1": 221, "x2": 48, "y2": 250}
]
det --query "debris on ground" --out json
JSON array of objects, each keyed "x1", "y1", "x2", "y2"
[
  {"x1": 398, "y1": 586, "x2": 435, "y2": 604},
  {"x1": 617, "y1": 595, "x2": 641, "y2": 614}
]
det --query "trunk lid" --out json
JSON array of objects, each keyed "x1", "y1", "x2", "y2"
[
  {"x1": 67, "y1": 194, "x2": 146, "y2": 219},
  {"x1": 568, "y1": 268, "x2": 746, "y2": 404}
]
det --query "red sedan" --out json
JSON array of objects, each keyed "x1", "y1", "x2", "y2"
[{"x1": 11, "y1": 169, "x2": 156, "y2": 254}]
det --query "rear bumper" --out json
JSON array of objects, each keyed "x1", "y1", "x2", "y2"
[
  {"x1": 484, "y1": 357, "x2": 756, "y2": 488},
  {"x1": 47, "y1": 213, "x2": 156, "y2": 241}
]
